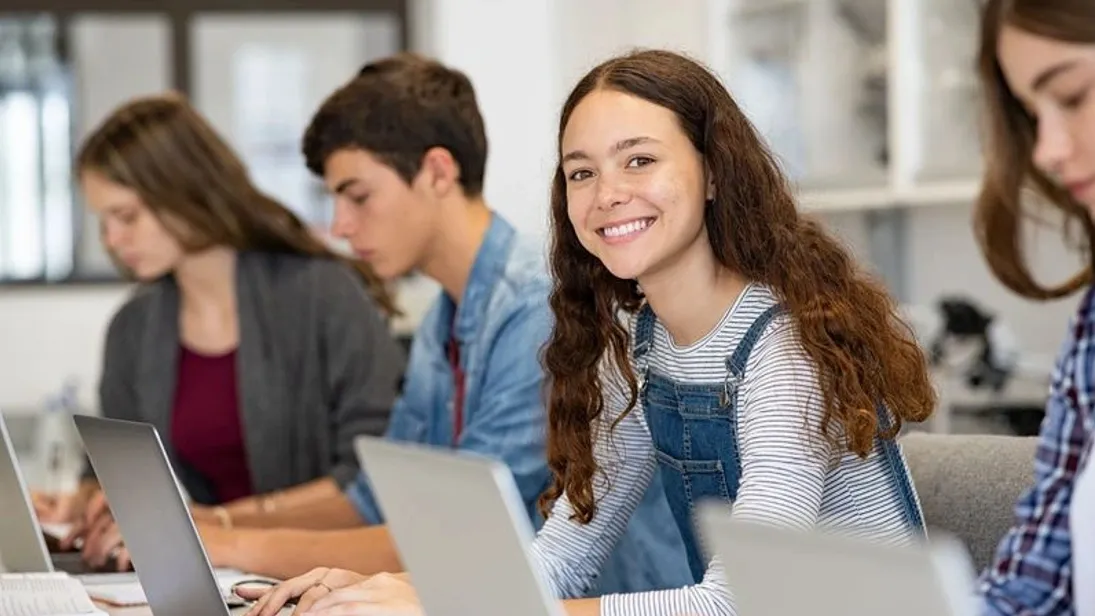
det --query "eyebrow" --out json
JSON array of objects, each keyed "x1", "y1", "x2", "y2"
[
  {"x1": 104, "y1": 204, "x2": 135, "y2": 216},
  {"x1": 1031, "y1": 59, "x2": 1081, "y2": 92},
  {"x1": 333, "y1": 178, "x2": 359, "y2": 193},
  {"x1": 561, "y1": 136, "x2": 659, "y2": 164}
]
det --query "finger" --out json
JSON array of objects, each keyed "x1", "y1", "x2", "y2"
[
  {"x1": 117, "y1": 547, "x2": 132, "y2": 572},
  {"x1": 254, "y1": 569, "x2": 329, "y2": 616},
  {"x1": 84, "y1": 492, "x2": 108, "y2": 525},
  {"x1": 88, "y1": 512, "x2": 115, "y2": 538},
  {"x1": 79, "y1": 518, "x2": 108, "y2": 560},
  {"x1": 85, "y1": 504, "x2": 112, "y2": 530},
  {"x1": 328, "y1": 570, "x2": 369, "y2": 588},
  {"x1": 86, "y1": 523, "x2": 122, "y2": 567},
  {"x1": 301, "y1": 586, "x2": 377, "y2": 613},
  {"x1": 235, "y1": 585, "x2": 271, "y2": 600},
  {"x1": 243, "y1": 589, "x2": 270, "y2": 616},
  {"x1": 292, "y1": 586, "x2": 334, "y2": 616}
]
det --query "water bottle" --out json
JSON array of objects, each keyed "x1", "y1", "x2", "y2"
[{"x1": 34, "y1": 379, "x2": 78, "y2": 494}]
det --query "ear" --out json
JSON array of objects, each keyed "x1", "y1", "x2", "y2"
[
  {"x1": 704, "y1": 161, "x2": 716, "y2": 201},
  {"x1": 415, "y1": 147, "x2": 462, "y2": 198}
]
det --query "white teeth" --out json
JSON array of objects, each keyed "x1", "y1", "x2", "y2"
[{"x1": 602, "y1": 218, "x2": 652, "y2": 238}]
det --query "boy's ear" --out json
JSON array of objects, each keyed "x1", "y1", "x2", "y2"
[{"x1": 417, "y1": 147, "x2": 461, "y2": 197}]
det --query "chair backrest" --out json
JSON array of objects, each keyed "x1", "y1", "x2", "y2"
[{"x1": 899, "y1": 432, "x2": 1038, "y2": 572}]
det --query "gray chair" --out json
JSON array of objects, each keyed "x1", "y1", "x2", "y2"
[{"x1": 899, "y1": 432, "x2": 1038, "y2": 572}]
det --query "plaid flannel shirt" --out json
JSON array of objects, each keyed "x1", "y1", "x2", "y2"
[{"x1": 980, "y1": 286, "x2": 1095, "y2": 615}]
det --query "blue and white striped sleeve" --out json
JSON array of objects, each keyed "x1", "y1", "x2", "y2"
[{"x1": 529, "y1": 366, "x2": 657, "y2": 599}]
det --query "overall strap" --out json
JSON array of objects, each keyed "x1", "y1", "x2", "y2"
[
  {"x1": 722, "y1": 305, "x2": 785, "y2": 403},
  {"x1": 875, "y1": 404, "x2": 926, "y2": 533},
  {"x1": 632, "y1": 303, "x2": 657, "y2": 371}
]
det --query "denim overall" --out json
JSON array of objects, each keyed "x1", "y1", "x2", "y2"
[{"x1": 633, "y1": 303, "x2": 925, "y2": 582}]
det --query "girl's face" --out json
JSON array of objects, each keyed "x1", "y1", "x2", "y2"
[
  {"x1": 998, "y1": 24, "x2": 1095, "y2": 211},
  {"x1": 81, "y1": 169, "x2": 186, "y2": 280},
  {"x1": 560, "y1": 89, "x2": 714, "y2": 285}
]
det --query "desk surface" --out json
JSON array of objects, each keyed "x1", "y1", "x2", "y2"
[
  {"x1": 100, "y1": 605, "x2": 154, "y2": 616},
  {"x1": 98, "y1": 601, "x2": 289, "y2": 615}
]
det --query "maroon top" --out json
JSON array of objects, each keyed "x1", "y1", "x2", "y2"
[{"x1": 169, "y1": 345, "x2": 254, "y2": 503}]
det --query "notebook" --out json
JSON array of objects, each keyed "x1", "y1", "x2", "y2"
[{"x1": 0, "y1": 572, "x2": 108, "y2": 616}]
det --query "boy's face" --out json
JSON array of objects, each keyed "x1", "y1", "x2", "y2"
[{"x1": 324, "y1": 148, "x2": 437, "y2": 280}]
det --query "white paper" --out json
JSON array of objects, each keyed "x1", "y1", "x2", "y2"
[
  {"x1": 1072, "y1": 447, "x2": 1095, "y2": 616},
  {"x1": 0, "y1": 572, "x2": 107, "y2": 616}
]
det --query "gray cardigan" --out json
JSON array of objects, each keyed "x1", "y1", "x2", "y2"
[{"x1": 91, "y1": 251, "x2": 405, "y2": 505}]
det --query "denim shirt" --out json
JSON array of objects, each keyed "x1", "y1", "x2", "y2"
[{"x1": 346, "y1": 213, "x2": 692, "y2": 595}]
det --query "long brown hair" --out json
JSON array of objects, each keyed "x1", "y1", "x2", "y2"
[
  {"x1": 539, "y1": 50, "x2": 936, "y2": 523},
  {"x1": 76, "y1": 93, "x2": 398, "y2": 316},
  {"x1": 976, "y1": 0, "x2": 1095, "y2": 299}
]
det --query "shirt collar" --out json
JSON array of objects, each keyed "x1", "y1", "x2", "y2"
[{"x1": 436, "y1": 212, "x2": 516, "y2": 342}]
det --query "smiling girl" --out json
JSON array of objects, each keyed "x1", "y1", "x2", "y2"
[
  {"x1": 526, "y1": 48, "x2": 936, "y2": 616},
  {"x1": 249, "y1": 49, "x2": 938, "y2": 616}
]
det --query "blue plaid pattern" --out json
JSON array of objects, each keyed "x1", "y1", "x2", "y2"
[{"x1": 980, "y1": 286, "x2": 1095, "y2": 615}]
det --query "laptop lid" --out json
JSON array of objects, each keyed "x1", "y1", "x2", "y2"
[
  {"x1": 73, "y1": 415, "x2": 229, "y2": 616},
  {"x1": 353, "y1": 436, "x2": 564, "y2": 616},
  {"x1": 697, "y1": 503, "x2": 978, "y2": 616},
  {"x1": 0, "y1": 413, "x2": 54, "y2": 573}
]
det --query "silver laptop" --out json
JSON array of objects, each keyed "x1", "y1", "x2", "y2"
[
  {"x1": 0, "y1": 412, "x2": 115, "y2": 577},
  {"x1": 353, "y1": 435, "x2": 564, "y2": 616},
  {"x1": 73, "y1": 415, "x2": 257, "y2": 616},
  {"x1": 0, "y1": 412, "x2": 56, "y2": 574},
  {"x1": 697, "y1": 503, "x2": 979, "y2": 616}
]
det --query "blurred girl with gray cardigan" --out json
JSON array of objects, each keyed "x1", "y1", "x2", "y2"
[{"x1": 33, "y1": 94, "x2": 405, "y2": 570}]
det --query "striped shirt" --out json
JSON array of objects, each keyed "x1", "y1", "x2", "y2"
[{"x1": 530, "y1": 284, "x2": 920, "y2": 616}]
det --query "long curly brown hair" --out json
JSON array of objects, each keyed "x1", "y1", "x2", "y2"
[
  {"x1": 975, "y1": 0, "x2": 1095, "y2": 300},
  {"x1": 539, "y1": 50, "x2": 937, "y2": 523}
]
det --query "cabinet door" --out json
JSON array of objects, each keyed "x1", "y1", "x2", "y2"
[
  {"x1": 896, "y1": 0, "x2": 982, "y2": 184},
  {"x1": 190, "y1": 13, "x2": 399, "y2": 232},
  {"x1": 724, "y1": 0, "x2": 890, "y2": 191}
]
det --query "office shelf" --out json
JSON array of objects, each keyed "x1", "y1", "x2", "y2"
[
  {"x1": 798, "y1": 179, "x2": 981, "y2": 213},
  {"x1": 709, "y1": 0, "x2": 984, "y2": 212}
]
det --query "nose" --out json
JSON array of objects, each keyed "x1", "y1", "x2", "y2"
[
  {"x1": 329, "y1": 199, "x2": 356, "y2": 239},
  {"x1": 1032, "y1": 112, "x2": 1074, "y2": 178},
  {"x1": 594, "y1": 172, "x2": 631, "y2": 211},
  {"x1": 100, "y1": 219, "x2": 126, "y2": 252}
]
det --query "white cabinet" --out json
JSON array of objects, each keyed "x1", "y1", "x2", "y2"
[
  {"x1": 710, "y1": 0, "x2": 983, "y2": 212},
  {"x1": 895, "y1": 0, "x2": 983, "y2": 185}
]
